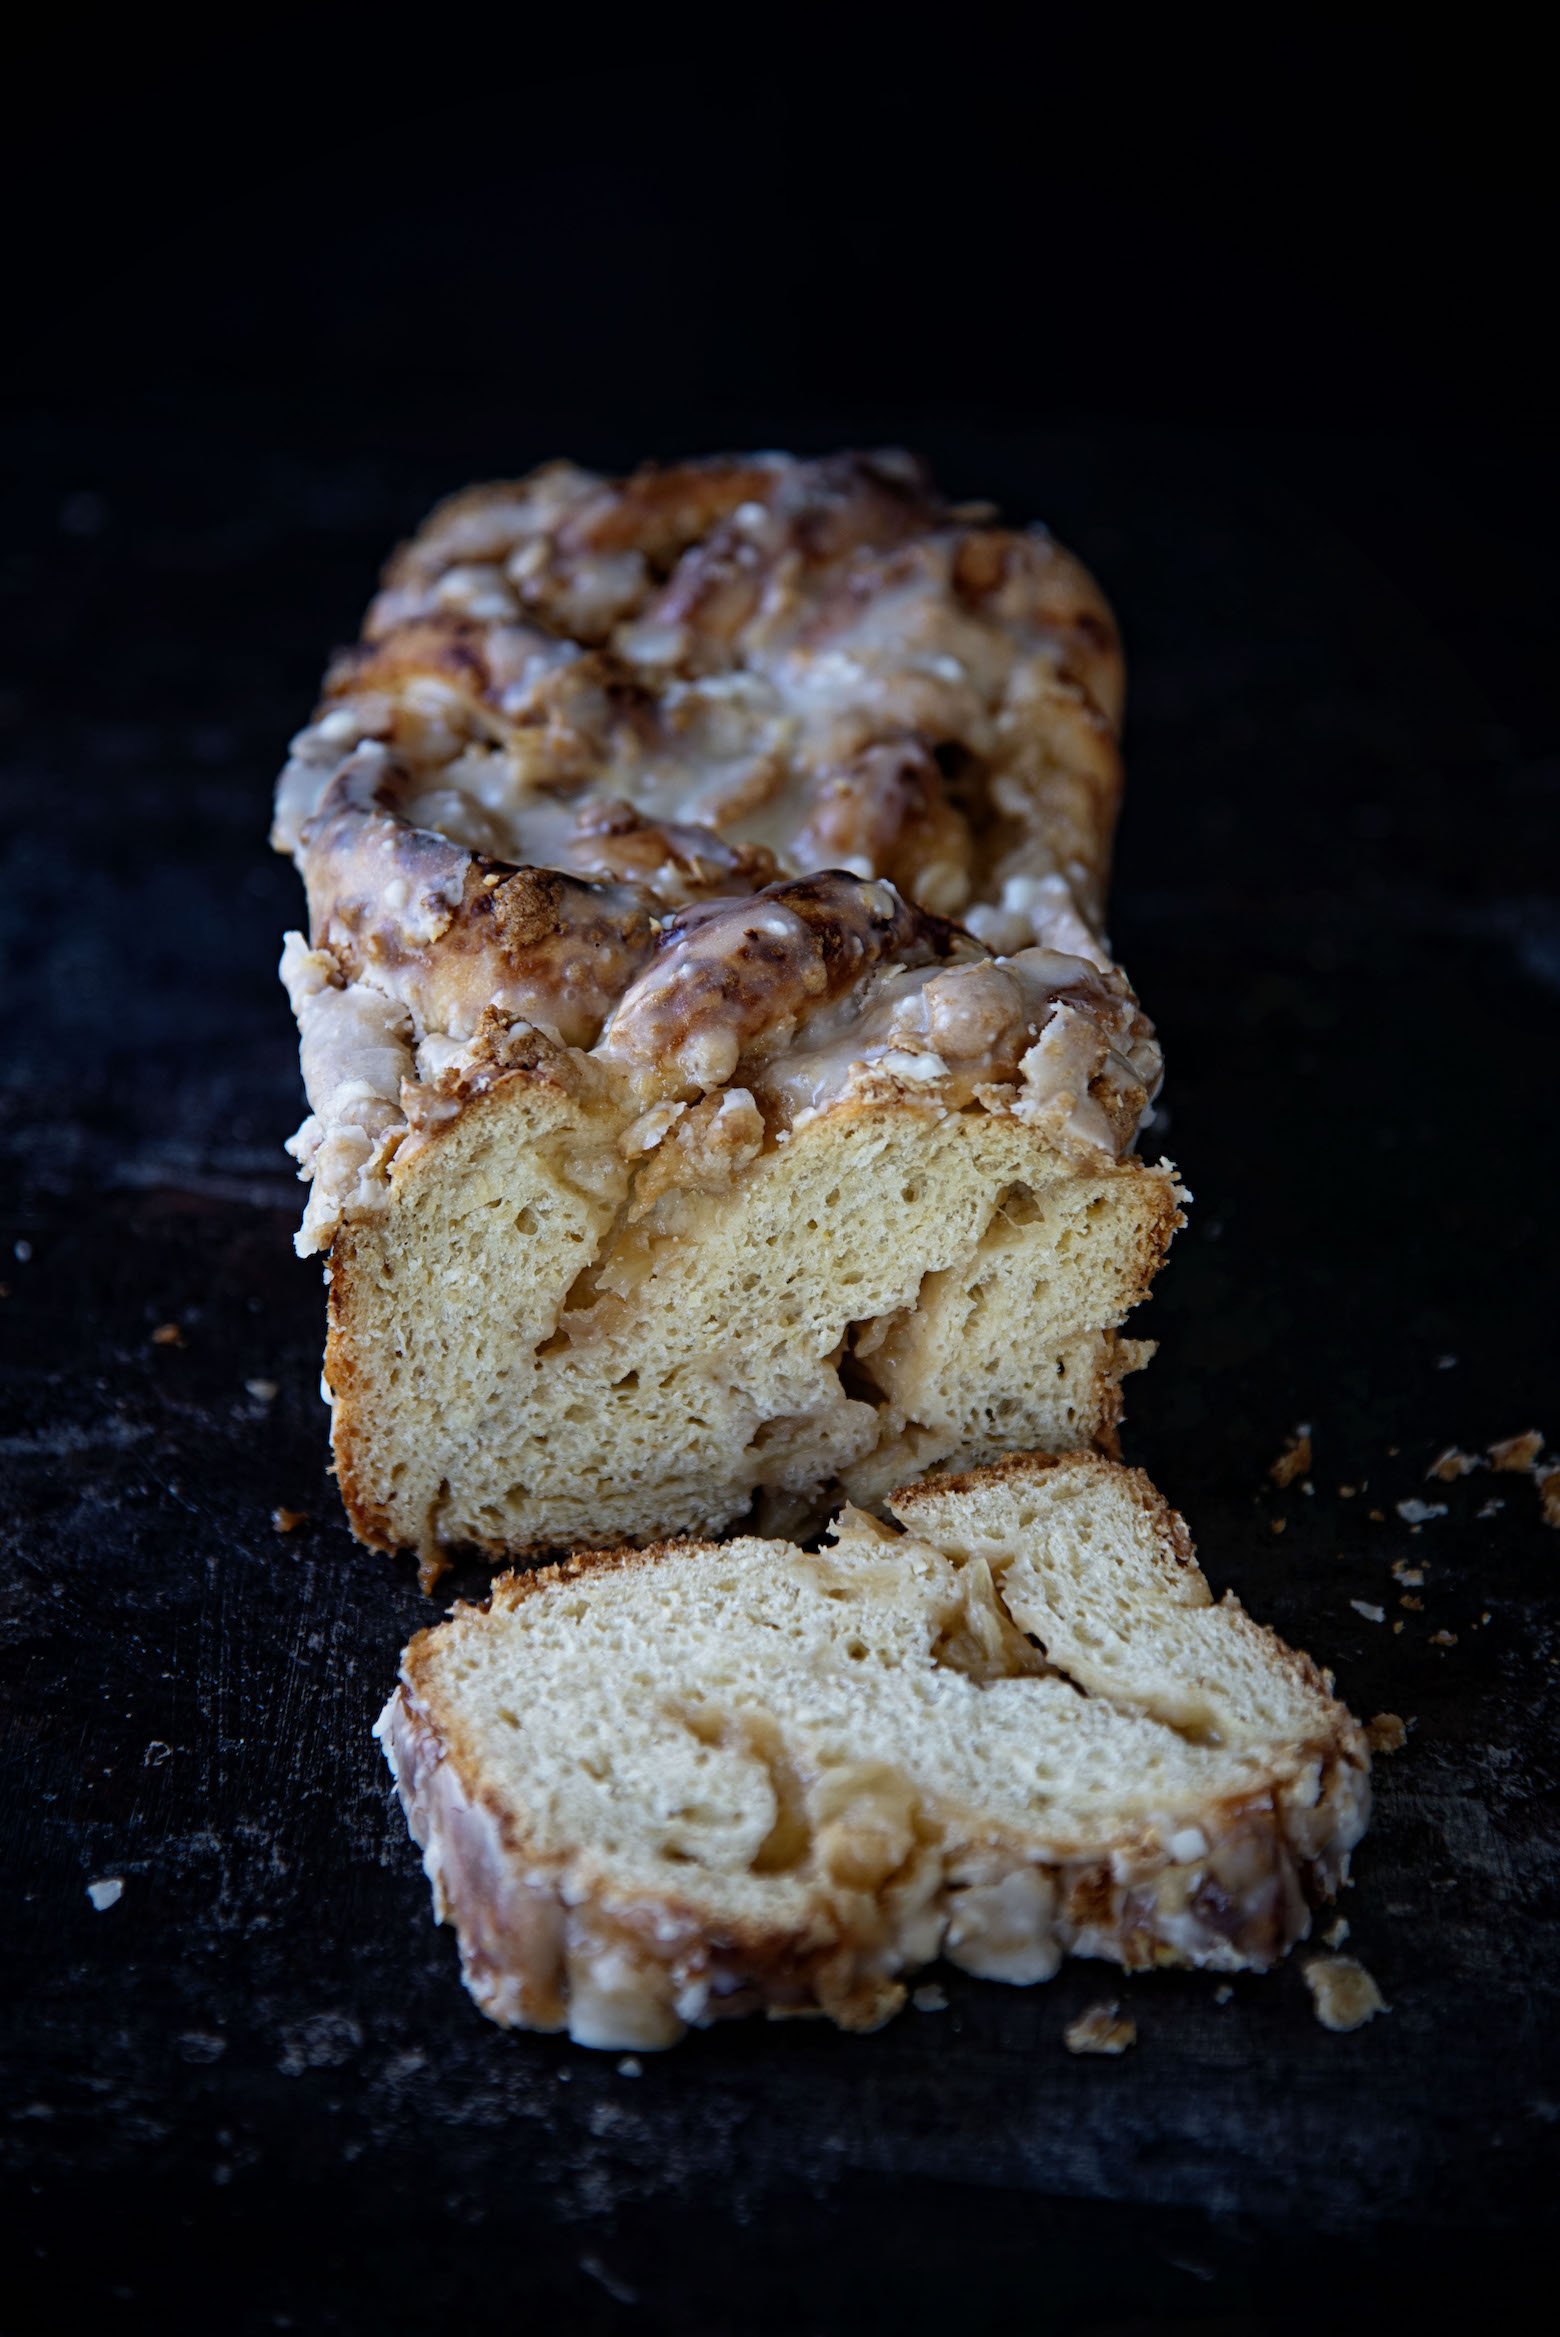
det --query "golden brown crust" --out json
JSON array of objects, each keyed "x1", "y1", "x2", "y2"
[{"x1": 275, "y1": 449, "x2": 1135, "y2": 1070}]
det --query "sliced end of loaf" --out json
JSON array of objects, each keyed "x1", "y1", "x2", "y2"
[
  {"x1": 330, "y1": 1076, "x2": 1183, "y2": 1572},
  {"x1": 376, "y1": 1455, "x2": 1369, "y2": 2048}
]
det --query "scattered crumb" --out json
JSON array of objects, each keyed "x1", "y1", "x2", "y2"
[
  {"x1": 1064, "y1": 2002, "x2": 1136, "y2": 2055},
  {"x1": 1396, "y1": 1498, "x2": 1447, "y2": 1526},
  {"x1": 1338, "y1": 1484, "x2": 1358, "y2": 1499},
  {"x1": 1427, "y1": 1446, "x2": 1480, "y2": 1481},
  {"x1": 1391, "y1": 1560, "x2": 1425, "y2": 1583},
  {"x1": 271, "y1": 1506, "x2": 308, "y2": 1534},
  {"x1": 0, "y1": 1282, "x2": 9, "y2": 1299},
  {"x1": 151, "y1": 1322, "x2": 184, "y2": 1347},
  {"x1": 1213, "y1": 1984, "x2": 1233, "y2": 2004},
  {"x1": 1270, "y1": 1432, "x2": 1312, "y2": 1488},
  {"x1": 1302, "y1": 1481, "x2": 1315, "y2": 1496},
  {"x1": 1304, "y1": 1956, "x2": 1387, "y2": 2032},
  {"x1": 1270, "y1": 1518, "x2": 1287, "y2": 1536},
  {"x1": 86, "y1": 1878, "x2": 123, "y2": 1911},
  {"x1": 1489, "y1": 1431, "x2": 1544, "y2": 1473},
  {"x1": 579, "y1": 2257, "x2": 638, "y2": 2307},
  {"x1": 1323, "y1": 1917, "x2": 1350, "y2": 1948},
  {"x1": 1350, "y1": 1600, "x2": 1385, "y2": 1623},
  {"x1": 1477, "y1": 1498, "x2": 1506, "y2": 1519},
  {"x1": 1429, "y1": 1629, "x2": 1458, "y2": 1647},
  {"x1": 1539, "y1": 1469, "x2": 1560, "y2": 1531},
  {"x1": 1436, "y1": 1355, "x2": 1457, "y2": 1370},
  {"x1": 1368, "y1": 1509, "x2": 1386, "y2": 1522},
  {"x1": 1366, "y1": 1713, "x2": 1408, "y2": 1752},
  {"x1": 616, "y1": 2056, "x2": 642, "y2": 2077},
  {"x1": 1481, "y1": 1611, "x2": 1491, "y2": 1625},
  {"x1": 245, "y1": 1378, "x2": 279, "y2": 1403},
  {"x1": 1392, "y1": 1620, "x2": 1403, "y2": 1634},
  {"x1": 14, "y1": 1238, "x2": 33, "y2": 1262},
  {"x1": 1400, "y1": 1594, "x2": 1423, "y2": 1611},
  {"x1": 912, "y1": 1984, "x2": 948, "y2": 2012},
  {"x1": 1387, "y1": 1445, "x2": 1400, "y2": 1456}
]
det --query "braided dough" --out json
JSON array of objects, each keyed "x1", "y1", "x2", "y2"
[{"x1": 273, "y1": 452, "x2": 1184, "y2": 1579}]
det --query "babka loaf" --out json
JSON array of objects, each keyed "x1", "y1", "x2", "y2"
[
  {"x1": 377, "y1": 1454, "x2": 1369, "y2": 2048},
  {"x1": 273, "y1": 452, "x2": 1184, "y2": 1580}
]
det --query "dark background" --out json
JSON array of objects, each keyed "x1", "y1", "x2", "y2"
[{"x1": 3, "y1": 18, "x2": 1558, "y2": 2334}]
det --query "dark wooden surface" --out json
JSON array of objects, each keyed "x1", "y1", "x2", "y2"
[{"x1": 2, "y1": 415, "x2": 1558, "y2": 2333}]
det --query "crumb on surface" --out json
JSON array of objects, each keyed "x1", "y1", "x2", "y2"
[
  {"x1": 1400, "y1": 1594, "x2": 1423, "y2": 1610},
  {"x1": 1538, "y1": 1468, "x2": 1560, "y2": 1531},
  {"x1": 1338, "y1": 1483, "x2": 1358, "y2": 1498},
  {"x1": 1270, "y1": 1517, "x2": 1287, "y2": 1535},
  {"x1": 1368, "y1": 1508, "x2": 1386, "y2": 1522},
  {"x1": 245, "y1": 1377, "x2": 279, "y2": 1403},
  {"x1": 616, "y1": 2056, "x2": 642, "y2": 2077},
  {"x1": 86, "y1": 1878, "x2": 123, "y2": 1911},
  {"x1": 1366, "y1": 1713, "x2": 1408, "y2": 1752},
  {"x1": 1270, "y1": 1432, "x2": 1312, "y2": 1488},
  {"x1": 1488, "y1": 1430, "x2": 1544, "y2": 1473},
  {"x1": 1065, "y1": 2002, "x2": 1137, "y2": 2055},
  {"x1": 1428, "y1": 1446, "x2": 1480, "y2": 1481},
  {"x1": 1391, "y1": 1559, "x2": 1425, "y2": 1583},
  {"x1": 1323, "y1": 1916, "x2": 1350, "y2": 1948},
  {"x1": 1350, "y1": 1599, "x2": 1385, "y2": 1623},
  {"x1": 151, "y1": 1322, "x2": 184, "y2": 1347},
  {"x1": 912, "y1": 1984, "x2": 948, "y2": 2012},
  {"x1": 1429, "y1": 1629, "x2": 1458, "y2": 1647},
  {"x1": 1477, "y1": 1497, "x2": 1506, "y2": 1519},
  {"x1": 1396, "y1": 1498, "x2": 1447, "y2": 1526},
  {"x1": 1213, "y1": 1984, "x2": 1233, "y2": 2004},
  {"x1": 271, "y1": 1506, "x2": 308, "y2": 1534},
  {"x1": 1304, "y1": 1956, "x2": 1387, "y2": 2032}
]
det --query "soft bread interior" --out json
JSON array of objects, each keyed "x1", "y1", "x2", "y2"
[
  {"x1": 333, "y1": 1091, "x2": 1179, "y2": 1565},
  {"x1": 383, "y1": 1455, "x2": 1368, "y2": 2045}
]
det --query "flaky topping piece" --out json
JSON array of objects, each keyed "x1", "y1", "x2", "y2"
[{"x1": 594, "y1": 871, "x2": 973, "y2": 1101}]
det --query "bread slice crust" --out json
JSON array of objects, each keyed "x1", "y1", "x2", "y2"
[{"x1": 377, "y1": 1455, "x2": 1369, "y2": 2048}]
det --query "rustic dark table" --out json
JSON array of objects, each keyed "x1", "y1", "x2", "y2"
[{"x1": 3, "y1": 413, "x2": 1557, "y2": 2333}]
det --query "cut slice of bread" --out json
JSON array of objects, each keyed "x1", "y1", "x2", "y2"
[{"x1": 376, "y1": 1454, "x2": 1369, "y2": 2048}]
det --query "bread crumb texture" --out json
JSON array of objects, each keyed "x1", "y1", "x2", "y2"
[
  {"x1": 377, "y1": 1454, "x2": 1370, "y2": 2048},
  {"x1": 1064, "y1": 2001, "x2": 1137, "y2": 2054},
  {"x1": 1488, "y1": 1431, "x2": 1544, "y2": 1473},
  {"x1": 1304, "y1": 1955, "x2": 1387, "y2": 2033},
  {"x1": 1269, "y1": 1431, "x2": 1311, "y2": 1488}
]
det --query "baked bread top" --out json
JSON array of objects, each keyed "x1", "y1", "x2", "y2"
[{"x1": 273, "y1": 452, "x2": 1162, "y2": 1255}]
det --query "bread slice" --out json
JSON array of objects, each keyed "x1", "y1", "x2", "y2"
[
  {"x1": 376, "y1": 1454, "x2": 1369, "y2": 2049},
  {"x1": 274, "y1": 451, "x2": 1184, "y2": 1579}
]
